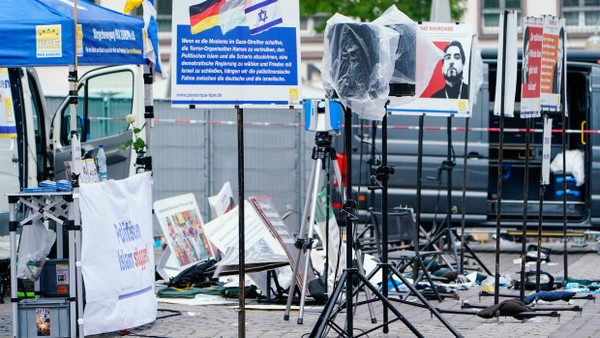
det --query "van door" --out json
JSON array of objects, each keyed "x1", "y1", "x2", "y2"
[
  {"x1": 0, "y1": 67, "x2": 51, "y2": 235},
  {"x1": 51, "y1": 65, "x2": 143, "y2": 181},
  {"x1": 0, "y1": 68, "x2": 19, "y2": 235}
]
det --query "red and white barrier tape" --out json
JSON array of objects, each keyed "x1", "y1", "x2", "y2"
[{"x1": 85, "y1": 117, "x2": 600, "y2": 134}]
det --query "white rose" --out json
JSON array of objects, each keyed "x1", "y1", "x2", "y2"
[{"x1": 126, "y1": 114, "x2": 136, "y2": 124}]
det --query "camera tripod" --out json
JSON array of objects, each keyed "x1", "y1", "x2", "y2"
[
  {"x1": 310, "y1": 109, "x2": 461, "y2": 337},
  {"x1": 283, "y1": 130, "x2": 376, "y2": 324}
]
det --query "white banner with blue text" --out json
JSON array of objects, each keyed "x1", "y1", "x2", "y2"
[{"x1": 80, "y1": 172, "x2": 156, "y2": 335}]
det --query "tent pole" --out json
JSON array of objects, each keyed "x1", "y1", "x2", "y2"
[{"x1": 142, "y1": 64, "x2": 154, "y2": 172}]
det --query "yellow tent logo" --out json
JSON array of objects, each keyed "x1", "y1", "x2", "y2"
[{"x1": 36, "y1": 25, "x2": 62, "y2": 58}]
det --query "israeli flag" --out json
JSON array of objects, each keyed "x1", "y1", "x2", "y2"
[{"x1": 245, "y1": 0, "x2": 282, "y2": 35}]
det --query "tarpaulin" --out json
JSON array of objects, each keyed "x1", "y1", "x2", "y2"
[{"x1": 0, "y1": 0, "x2": 145, "y2": 67}]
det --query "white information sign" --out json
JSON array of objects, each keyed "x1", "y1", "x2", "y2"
[
  {"x1": 388, "y1": 22, "x2": 474, "y2": 117},
  {"x1": 542, "y1": 117, "x2": 553, "y2": 185},
  {"x1": 493, "y1": 11, "x2": 518, "y2": 118},
  {"x1": 170, "y1": 0, "x2": 302, "y2": 108},
  {"x1": 79, "y1": 173, "x2": 156, "y2": 335}
]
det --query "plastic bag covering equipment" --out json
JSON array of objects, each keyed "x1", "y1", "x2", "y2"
[
  {"x1": 322, "y1": 14, "x2": 399, "y2": 121},
  {"x1": 550, "y1": 149, "x2": 585, "y2": 186},
  {"x1": 373, "y1": 5, "x2": 443, "y2": 106}
]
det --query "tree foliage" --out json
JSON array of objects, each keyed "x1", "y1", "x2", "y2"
[{"x1": 300, "y1": 0, "x2": 467, "y2": 31}]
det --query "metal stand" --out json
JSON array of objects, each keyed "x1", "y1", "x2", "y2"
[
  {"x1": 8, "y1": 192, "x2": 77, "y2": 338},
  {"x1": 519, "y1": 118, "x2": 531, "y2": 301},
  {"x1": 283, "y1": 131, "x2": 376, "y2": 324},
  {"x1": 493, "y1": 11, "x2": 509, "y2": 305},
  {"x1": 309, "y1": 108, "x2": 461, "y2": 337},
  {"x1": 236, "y1": 105, "x2": 246, "y2": 338},
  {"x1": 423, "y1": 116, "x2": 491, "y2": 276},
  {"x1": 535, "y1": 114, "x2": 548, "y2": 293}
]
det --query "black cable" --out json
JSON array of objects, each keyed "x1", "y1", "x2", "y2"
[
  {"x1": 120, "y1": 332, "x2": 170, "y2": 338},
  {"x1": 156, "y1": 308, "x2": 182, "y2": 320},
  {"x1": 120, "y1": 309, "x2": 182, "y2": 337}
]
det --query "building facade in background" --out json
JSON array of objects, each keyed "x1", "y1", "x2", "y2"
[{"x1": 91, "y1": 0, "x2": 600, "y2": 96}]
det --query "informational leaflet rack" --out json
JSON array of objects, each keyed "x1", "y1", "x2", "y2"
[{"x1": 8, "y1": 191, "x2": 79, "y2": 338}]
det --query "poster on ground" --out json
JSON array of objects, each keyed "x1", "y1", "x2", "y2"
[
  {"x1": 202, "y1": 201, "x2": 288, "y2": 273},
  {"x1": 79, "y1": 172, "x2": 156, "y2": 335},
  {"x1": 520, "y1": 16, "x2": 543, "y2": 118},
  {"x1": 154, "y1": 193, "x2": 217, "y2": 268},
  {"x1": 387, "y1": 22, "x2": 474, "y2": 117},
  {"x1": 170, "y1": 0, "x2": 302, "y2": 108},
  {"x1": 313, "y1": 188, "x2": 347, "y2": 292}
]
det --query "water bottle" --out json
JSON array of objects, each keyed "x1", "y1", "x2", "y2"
[{"x1": 97, "y1": 145, "x2": 107, "y2": 181}]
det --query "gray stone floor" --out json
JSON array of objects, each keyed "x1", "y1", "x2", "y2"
[{"x1": 2, "y1": 240, "x2": 600, "y2": 337}]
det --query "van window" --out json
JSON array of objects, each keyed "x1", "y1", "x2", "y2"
[
  {"x1": 27, "y1": 70, "x2": 50, "y2": 181},
  {"x1": 60, "y1": 70, "x2": 134, "y2": 145}
]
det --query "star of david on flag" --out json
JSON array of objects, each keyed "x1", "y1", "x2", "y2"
[{"x1": 245, "y1": 0, "x2": 283, "y2": 35}]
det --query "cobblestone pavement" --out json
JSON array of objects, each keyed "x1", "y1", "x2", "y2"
[{"x1": 2, "y1": 243, "x2": 600, "y2": 337}]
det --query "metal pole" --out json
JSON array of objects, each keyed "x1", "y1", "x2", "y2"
[
  {"x1": 494, "y1": 10, "x2": 509, "y2": 305},
  {"x1": 520, "y1": 118, "x2": 531, "y2": 301},
  {"x1": 381, "y1": 113, "x2": 389, "y2": 333},
  {"x1": 142, "y1": 64, "x2": 154, "y2": 172},
  {"x1": 536, "y1": 115, "x2": 547, "y2": 293},
  {"x1": 562, "y1": 88, "x2": 568, "y2": 283},
  {"x1": 283, "y1": 160, "x2": 317, "y2": 320},
  {"x1": 447, "y1": 115, "x2": 453, "y2": 254},
  {"x1": 344, "y1": 107, "x2": 354, "y2": 335},
  {"x1": 416, "y1": 114, "x2": 424, "y2": 284},
  {"x1": 9, "y1": 197, "x2": 17, "y2": 337},
  {"x1": 325, "y1": 155, "x2": 330, "y2": 295},
  {"x1": 459, "y1": 118, "x2": 470, "y2": 273},
  {"x1": 236, "y1": 106, "x2": 245, "y2": 338},
  {"x1": 297, "y1": 160, "x2": 322, "y2": 323}
]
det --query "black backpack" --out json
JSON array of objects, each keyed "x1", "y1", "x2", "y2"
[{"x1": 168, "y1": 259, "x2": 218, "y2": 288}]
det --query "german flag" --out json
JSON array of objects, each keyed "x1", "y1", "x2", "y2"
[{"x1": 190, "y1": 0, "x2": 225, "y2": 34}]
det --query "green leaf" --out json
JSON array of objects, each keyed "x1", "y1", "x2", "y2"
[
  {"x1": 118, "y1": 143, "x2": 128, "y2": 151},
  {"x1": 134, "y1": 128, "x2": 142, "y2": 134},
  {"x1": 134, "y1": 138, "x2": 146, "y2": 149}
]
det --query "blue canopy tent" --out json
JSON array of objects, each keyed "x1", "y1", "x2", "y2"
[{"x1": 0, "y1": 0, "x2": 145, "y2": 67}]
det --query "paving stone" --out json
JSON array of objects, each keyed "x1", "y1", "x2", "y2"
[{"x1": 2, "y1": 251, "x2": 600, "y2": 337}]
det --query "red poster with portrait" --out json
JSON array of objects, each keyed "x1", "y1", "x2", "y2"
[
  {"x1": 521, "y1": 17, "x2": 544, "y2": 118},
  {"x1": 387, "y1": 22, "x2": 474, "y2": 117}
]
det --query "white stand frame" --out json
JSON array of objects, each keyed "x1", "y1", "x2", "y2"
[{"x1": 8, "y1": 191, "x2": 80, "y2": 338}]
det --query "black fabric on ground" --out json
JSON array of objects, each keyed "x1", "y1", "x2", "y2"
[{"x1": 477, "y1": 299, "x2": 533, "y2": 319}]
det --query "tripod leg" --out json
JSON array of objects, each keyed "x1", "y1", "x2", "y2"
[
  {"x1": 354, "y1": 272, "x2": 424, "y2": 338},
  {"x1": 353, "y1": 249, "x2": 377, "y2": 324},
  {"x1": 309, "y1": 270, "x2": 348, "y2": 337},
  {"x1": 298, "y1": 159, "x2": 323, "y2": 324},
  {"x1": 452, "y1": 229, "x2": 492, "y2": 275},
  {"x1": 389, "y1": 264, "x2": 461, "y2": 337},
  {"x1": 422, "y1": 228, "x2": 456, "y2": 271},
  {"x1": 284, "y1": 160, "x2": 318, "y2": 320}
]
